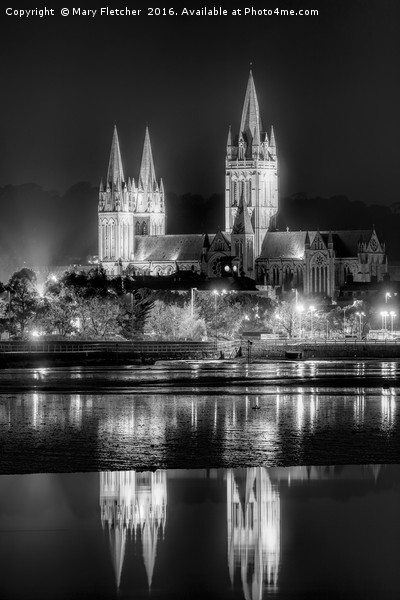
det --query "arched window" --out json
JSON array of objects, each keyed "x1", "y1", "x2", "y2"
[
  {"x1": 232, "y1": 180, "x2": 238, "y2": 206},
  {"x1": 110, "y1": 220, "x2": 115, "y2": 258},
  {"x1": 136, "y1": 221, "x2": 140, "y2": 235},
  {"x1": 142, "y1": 221, "x2": 148, "y2": 235},
  {"x1": 272, "y1": 266, "x2": 280, "y2": 286}
]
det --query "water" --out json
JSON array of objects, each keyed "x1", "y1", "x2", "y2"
[
  {"x1": 1, "y1": 360, "x2": 400, "y2": 597},
  {"x1": 0, "y1": 360, "x2": 399, "y2": 472},
  {"x1": 0, "y1": 466, "x2": 399, "y2": 600}
]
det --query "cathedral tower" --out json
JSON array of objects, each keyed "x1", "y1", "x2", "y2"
[
  {"x1": 98, "y1": 125, "x2": 133, "y2": 271},
  {"x1": 133, "y1": 126, "x2": 166, "y2": 237},
  {"x1": 98, "y1": 125, "x2": 166, "y2": 275},
  {"x1": 225, "y1": 71, "x2": 278, "y2": 261}
]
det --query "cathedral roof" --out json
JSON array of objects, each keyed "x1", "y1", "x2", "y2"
[
  {"x1": 259, "y1": 230, "x2": 375, "y2": 259},
  {"x1": 259, "y1": 231, "x2": 308, "y2": 259},
  {"x1": 134, "y1": 235, "x2": 205, "y2": 262},
  {"x1": 329, "y1": 230, "x2": 373, "y2": 257}
]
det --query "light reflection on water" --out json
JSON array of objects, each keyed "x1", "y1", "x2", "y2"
[
  {"x1": 0, "y1": 360, "x2": 399, "y2": 472},
  {"x1": 0, "y1": 466, "x2": 399, "y2": 599},
  {"x1": 0, "y1": 390, "x2": 400, "y2": 471}
]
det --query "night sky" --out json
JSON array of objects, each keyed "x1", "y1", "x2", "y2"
[{"x1": 1, "y1": 0, "x2": 399, "y2": 204}]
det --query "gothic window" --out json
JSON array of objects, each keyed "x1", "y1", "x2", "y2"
[
  {"x1": 211, "y1": 257, "x2": 222, "y2": 277},
  {"x1": 232, "y1": 180, "x2": 238, "y2": 206},
  {"x1": 283, "y1": 265, "x2": 293, "y2": 290},
  {"x1": 370, "y1": 238, "x2": 378, "y2": 251},
  {"x1": 271, "y1": 265, "x2": 280, "y2": 286},
  {"x1": 110, "y1": 220, "x2": 115, "y2": 258},
  {"x1": 215, "y1": 240, "x2": 224, "y2": 251},
  {"x1": 296, "y1": 265, "x2": 303, "y2": 287},
  {"x1": 136, "y1": 221, "x2": 140, "y2": 235},
  {"x1": 344, "y1": 264, "x2": 352, "y2": 283},
  {"x1": 102, "y1": 222, "x2": 107, "y2": 259},
  {"x1": 313, "y1": 253, "x2": 325, "y2": 267},
  {"x1": 124, "y1": 223, "x2": 128, "y2": 259},
  {"x1": 142, "y1": 221, "x2": 147, "y2": 235},
  {"x1": 238, "y1": 140, "x2": 245, "y2": 160},
  {"x1": 248, "y1": 181, "x2": 252, "y2": 206},
  {"x1": 235, "y1": 241, "x2": 240, "y2": 257}
]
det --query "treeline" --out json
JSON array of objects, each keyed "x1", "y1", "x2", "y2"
[
  {"x1": 0, "y1": 267, "x2": 274, "y2": 341},
  {"x1": 0, "y1": 266, "x2": 384, "y2": 341}
]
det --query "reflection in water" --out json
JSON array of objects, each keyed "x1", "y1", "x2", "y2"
[
  {"x1": 381, "y1": 388, "x2": 396, "y2": 432},
  {"x1": 100, "y1": 470, "x2": 167, "y2": 589},
  {"x1": 0, "y1": 465, "x2": 399, "y2": 599},
  {"x1": 227, "y1": 468, "x2": 280, "y2": 600},
  {"x1": 354, "y1": 389, "x2": 365, "y2": 426}
]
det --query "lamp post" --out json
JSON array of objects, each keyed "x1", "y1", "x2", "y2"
[
  {"x1": 390, "y1": 311, "x2": 396, "y2": 334},
  {"x1": 296, "y1": 304, "x2": 304, "y2": 338},
  {"x1": 343, "y1": 305, "x2": 349, "y2": 339},
  {"x1": 8, "y1": 289, "x2": 12, "y2": 340},
  {"x1": 356, "y1": 311, "x2": 365, "y2": 339},
  {"x1": 381, "y1": 311, "x2": 389, "y2": 335},
  {"x1": 190, "y1": 287, "x2": 197, "y2": 318},
  {"x1": 213, "y1": 290, "x2": 218, "y2": 350}
]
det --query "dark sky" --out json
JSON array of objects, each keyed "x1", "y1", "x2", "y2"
[{"x1": 0, "y1": 0, "x2": 399, "y2": 204}]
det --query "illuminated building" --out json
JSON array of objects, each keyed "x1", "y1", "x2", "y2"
[{"x1": 98, "y1": 72, "x2": 387, "y2": 298}]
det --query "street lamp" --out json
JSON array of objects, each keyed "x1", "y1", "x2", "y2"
[
  {"x1": 190, "y1": 287, "x2": 197, "y2": 318},
  {"x1": 296, "y1": 304, "x2": 304, "y2": 338},
  {"x1": 213, "y1": 290, "x2": 218, "y2": 350},
  {"x1": 343, "y1": 305, "x2": 350, "y2": 338},
  {"x1": 8, "y1": 289, "x2": 12, "y2": 340},
  {"x1": 390, "y1": 311, "x2": 396, "y2": 334},
  {"x1": 381, "y1": 311, "x2": 389, "y2": 333},
  {"x1": 355, "y1": 311, "x2": 365, "y2": 339}
]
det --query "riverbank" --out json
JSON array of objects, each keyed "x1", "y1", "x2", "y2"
[{"x1": 0, "y1": 341, "x2": 399, "y2": 368}]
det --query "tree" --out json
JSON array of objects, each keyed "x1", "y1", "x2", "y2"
[
  {"x1": 7, "y1": 268, "x2": 39, "y2": 338},
  {"x1": 145, "y1": 300, "x2": 206, "y2": 340},
  {"x1": 35, "y1": 278, "x2": 77, "y2": 337},
  {"x1": 266, "y1": 300, "x2": 298, "y2": 338}
]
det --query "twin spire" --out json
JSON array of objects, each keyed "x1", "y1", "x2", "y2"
[
  {"x1": 104, "y1": 124, "x2": 159, "y2": 191},
  {"x1": 106, "y1": 125, "x2": 125, "y2": 187}
]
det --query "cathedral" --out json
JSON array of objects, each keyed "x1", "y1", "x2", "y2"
[{"x1": 98, "y1": 72, "x2": 388, "y2": 300}]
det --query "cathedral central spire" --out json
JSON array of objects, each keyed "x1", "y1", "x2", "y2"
[{"x1": 239, "y1": 70, "x2": 263, "y2": 150}]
